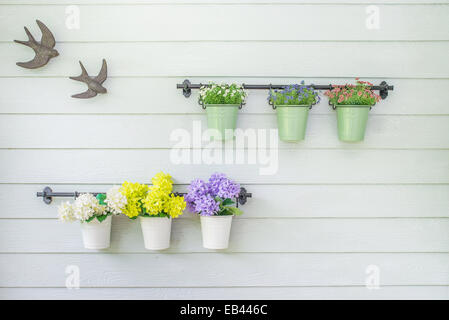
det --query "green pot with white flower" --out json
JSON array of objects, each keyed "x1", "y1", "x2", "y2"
[
  {"x1": 199, "y1": 83, "x2": 247, "y2": 141},
  {"x1": 120, "y1": 173, "x2": 187, "y2": 251},
  {"x1": 268, "y1": 83, "x2": 320, "y2": 142},
  {"x1": 325, "y1": 79, "x2": 382, "y2": 142},
  {"x1": 57, "y1": 190, "x2": 125, "y2": 250}
]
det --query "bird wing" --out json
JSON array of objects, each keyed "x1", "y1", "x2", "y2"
[
  {"x1": 94, "y1": 59, "x2": 107, "y2": 84},
  {"x1": 16, "y1": 54, "x2": 50, "y2": 69},
  {"x1": 37, "y1": 20, "x2": 56, "y2": 48},
  {"x1": 72, "y1": 89, "x2": 98, "y2": 99},
  {"x1": 14, "y1": 26, "x2": 36, "y2": 48},
  {"x1": 69, "y1": 61, "x2": 90, "y2": 83}
]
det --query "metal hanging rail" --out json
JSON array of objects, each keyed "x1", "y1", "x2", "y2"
[
  {"x1": 36, "y1": 186, "x2": 252, "y2": 207},
  {"x1": 176, "y1": 79, "x2": 394, "y2": 99}
]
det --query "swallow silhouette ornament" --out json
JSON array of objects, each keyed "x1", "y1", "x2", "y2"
[
  {"x1": 14, "y1": 20, "x2": 59, "y2": 69},
  {"x1": 70, "y1": 59, "x2": 108, "y2": 99}
]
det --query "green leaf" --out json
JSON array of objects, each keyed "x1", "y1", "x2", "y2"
[
  {"x1": 85, "y1": 216, "x2": 96, "y2": 223},
  {"x1": 227, "y1": 207, "x2": 244, "y2": 216},
  {"x1": 96, "y1": 193, "x2": 107, "y2": 206},
  {"x1": 221, "y1": 198, "x2": 235, "y2": 206},
  {"x1": 96, "y1": 214, "x2": 108, "y2": 223}
]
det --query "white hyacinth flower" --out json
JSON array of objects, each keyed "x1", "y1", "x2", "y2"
[
  {"x1": 72, "y1": 193, "x2": 105, "y2": 222},
  {"x1": 105, "y1": 186, "x2": 127, "y2": 215},
  {"x1": 57, "y1": 201, "x2": 76, "y2": 222}
]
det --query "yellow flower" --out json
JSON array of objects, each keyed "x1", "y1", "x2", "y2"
[
  {"x1": 164, "y1": 194, "x2": 186, "y2": 219},
  {"x1": 120, "y1": 181, "x2": 149, "y2": 218},
  {"x1": 151, "y1": 172, "x2": 173, "y2": 194},
  {"x1": 142, "y1": 189, "x2": 169, "y2": 216}
]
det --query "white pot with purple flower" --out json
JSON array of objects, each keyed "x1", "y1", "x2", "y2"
[
  {"x1": 57, "y1": 186, "x2": 127, "y2": 249},
  {"x1": 185, "y1": 173, "x2": 243, "y2": 249}
]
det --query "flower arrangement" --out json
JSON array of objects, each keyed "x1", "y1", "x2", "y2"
[
  {"x1": 120, "y1": 172, "x2": 186, "y2": 219},
  {"x1": 199, "y1": 83, "x2": 247, "y2": 105},
  {"x1": 119, "y1": 181, "x2": 149, "y2": 219},
  {"x1": 57, "y1": 188, "x2": 124, "y2": 223},
  {"x1": 268, "y1": 82, "x2": 320, "y2": 106},
  {"x1": 185, "y1": 173, "x2": 243, "y2": 216},
  {"x1": 324, "y1": 78, "x2": 381, "y2": 106},
  {"x1": 142, "y1": 172, "x2": 186, "y2": 218}
]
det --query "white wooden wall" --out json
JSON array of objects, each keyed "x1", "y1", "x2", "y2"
[{"x1": 0, "y1": 0, "x2": 448, "y2": 300}]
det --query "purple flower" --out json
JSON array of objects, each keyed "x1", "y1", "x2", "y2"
[
  {"x1": 185, "y1": 178, "x2": 209, "y2": 211},
  {"x1": 208, "y1": 172, "x2": 240, "y2": 199},
  {"x1": 194, "y1": 194, "x2": 220, "y2": 216},
  {"x1": 186, "y1": 173, "x2": 240, "y2": 216}
]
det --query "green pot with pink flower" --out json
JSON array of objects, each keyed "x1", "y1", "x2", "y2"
[
  {"x1": 199, "y1": 83, "x2": 247, "y2": 141},
  {"x1": 325, "y1": 79, "x2": 382, "y2": 142},
  {"x1": 268, "y1": 82, "x2": 320, "y2": 142}
]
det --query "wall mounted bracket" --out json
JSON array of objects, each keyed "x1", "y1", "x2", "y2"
[
  {"x1": 177, "y1": 79, "x2": 394, "y2": 100},
  {"x1": 37, "y1": 186, "x2": 252, "y2": 207}
]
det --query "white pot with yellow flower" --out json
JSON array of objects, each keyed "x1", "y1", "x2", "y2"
[
  {"x1": 57, "y1": 187, "x2": 126, "y2": 249},
  {"x1": 120, "y1": 173, "x2": 186, "y2": 250}
]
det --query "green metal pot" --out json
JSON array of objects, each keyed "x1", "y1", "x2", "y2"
[
  {"x1": 205, "y1": 104, "x2": 239, "y2": 140},
  {"x1": 275, "y1": 105, "x2": 310, "y2": 142},
  {"x1": 335, "y1": 104, "x2": 371, "y2": 142}
]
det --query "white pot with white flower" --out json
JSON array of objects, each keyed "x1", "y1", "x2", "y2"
[
  {"x1": 81, "y1": 215, "x2": 112, "y2": 249},
  {"x1": 58, "y1": 186, "x2": 127, "y2": 250}
]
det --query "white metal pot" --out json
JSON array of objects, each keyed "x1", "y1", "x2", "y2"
[
  {"x1": 200, "y1": 215, "x2": 233, "y2": 249},
  {"x1": 140, "y1": 216, "x2": 172, "y2": 250},
  {"x1": 80, "y1": 215, "x2": 112, "y2": 249}
]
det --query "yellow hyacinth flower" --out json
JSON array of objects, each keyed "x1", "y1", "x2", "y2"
[
  {"x1": 164, "y1": 194, "x2": 186, "y2": 219},
  {"x1": 151, "y1": 172, "x2": 173, "y2": 194},
  {"x1": 120, "y1": 181, "x2": 149, "y2": 218}
]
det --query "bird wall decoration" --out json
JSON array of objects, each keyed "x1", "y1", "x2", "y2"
[
  {"x1": 70, "y1": 59, "x2": 108, "y2": 99},
  {"x1": 14, "y1": 20, "x2": 59, "y2": 69}
]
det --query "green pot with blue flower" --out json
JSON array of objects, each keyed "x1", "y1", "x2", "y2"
[
  {"x1": 325, "y1": 79, "x2": 382, "y2": 142},
  {"x1": 268, "y1": 83, "x2": 320, "y2": 142},
  {"x1": 199, "y1": 83, "x2": 247, "y2": 141}
]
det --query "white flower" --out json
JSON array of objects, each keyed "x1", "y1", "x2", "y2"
[
  {"x1": 58, "y1": 201, "x2": 76, "y2": 222},
  {"x1": 105, "y1": 186, "x2": 127, "y2": 215},
  {"x1": 72, "y1": 193, "x2": 105, "y2": 222}
]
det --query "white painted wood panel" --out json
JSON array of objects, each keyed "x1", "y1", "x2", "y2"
[
  {"x1": 2, "y1": 4, "x2": 448, "y2": 41},
  {"x1": 0, "y1": 149, "x2": 447, "y2": 184},
  {"x1": 1, "y1": 114, "x2": 448, "y2": 149},
  {"x1": 1, "y1": 78, "x2": 446, "y2": 116},
  {"x1": 0, "y1": 0, "x2": 447, "y2": 299},
  {"x1": 2, "y1": 253, "x2": 448, "y2": 287},
  {"x1": 3, "y1": 42, "x2": 448, "y2": 77},
  {"x1": 2, "y1": 217, "x2": 449, "y2": 253},
  {"x1": 2, "y1": 0, "x2": 448, "y2": 4},
  {"x1": 2, "y1": 286, "x2": 448, "y2": 300},
  {"x1": 2, "y1": 184, "x2": 448, "y2": 219}
]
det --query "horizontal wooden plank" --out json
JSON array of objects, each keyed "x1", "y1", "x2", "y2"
[
  {"x1": 2, "y1": 1, "x2": 448, "y2": 4},
  {"x1": 3, "y1": 42, "x2": 448, "y2": 78},
  {"x1": 0, "y1": 149, "x2": 447, "y2": 183},
  {"x1": 3, "y1": 184, "x2": 448, "y2": 219},
  {"x1": 1, "y1": 78, "x2": 445, "y2": 116},
  {"x1": 1, "y1": 114, "x2": 448, "y2": 149},
  {"x1": 2, "y1": 5, "x2": 448, "y2": 41},
  {"x1": 1, "y1": 253, "x2": 448, "y2": 286},
  {"x1": 1, "y1": 217, "x2": 449, "y2": 253},
  {"x1": 1, "y1": 286, "x2": 448, "y2": 300}
]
